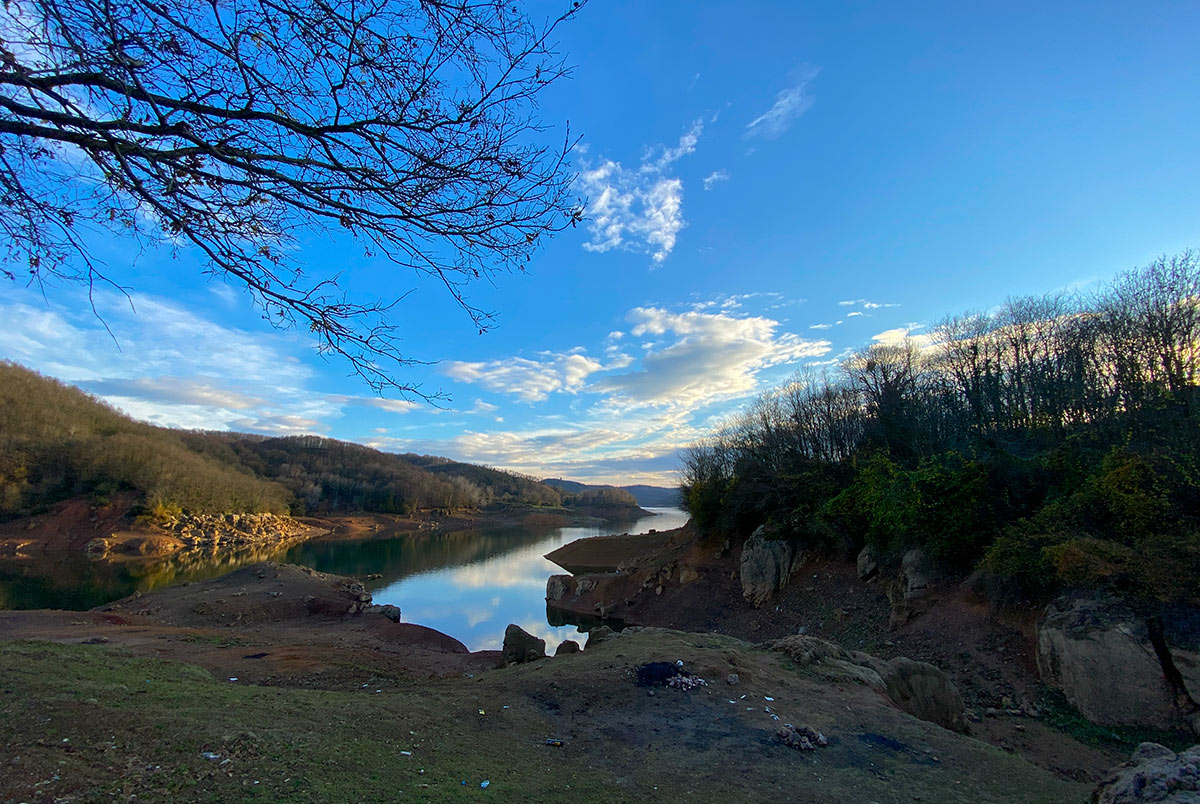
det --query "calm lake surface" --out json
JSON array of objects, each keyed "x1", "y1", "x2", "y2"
[{"x1": 0, "y1": 507, "x2": 690, "y2": 651}]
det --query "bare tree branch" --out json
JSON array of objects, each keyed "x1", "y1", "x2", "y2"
[{"x1": 0, "y1": 0, "x2": 587, "y2": 398}]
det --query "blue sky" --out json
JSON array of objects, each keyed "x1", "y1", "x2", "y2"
[{"x1": 3, "y1": 1, "x2": 1199, "y2": 485}]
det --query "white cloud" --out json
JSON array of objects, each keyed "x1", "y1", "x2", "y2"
[
  {"x1": 809, "y1": 323, "x2": 833, "y2": 330},
  {"x1": 745, "y1": 67, "x2": 818, "y2": 140},
  {"x1": 443, "y1": 351, "x2": 607, "y2": 402},
  {"x1": 576, "y1": 120, "x2": 703, "y2": 263},
  {"x1": 591, "y1": 306, "x2": 831, "y2": 408},
  {"x1": 871, "y1": 326, "x2": 934, "y2": 349},
  {"x1": 702, "y1": 170, "x2": 729, "y2": 190}
]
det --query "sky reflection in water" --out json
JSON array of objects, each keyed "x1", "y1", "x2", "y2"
[{"x1": 367, "y1": 508, "x2": 689, "y2": 652}]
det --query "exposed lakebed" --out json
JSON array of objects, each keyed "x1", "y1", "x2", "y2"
[{"x1": 0, "y1": 507, "x2": 689, "y2": 651}]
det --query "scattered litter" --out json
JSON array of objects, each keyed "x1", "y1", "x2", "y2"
[
  {"x1": 478, "y1": 709, "x2": 485, "y2": 715},
  {"x1": 764, "y1": 696, "x2": 775, "y2": 702},
  {"x1": 777, "y1": 724, "x2": 828, "y2": 751},
  {"x1": 728, "y1": 700, "x2": 736, "y2": 704},
  {"x1": 675, "y1": 660, "x2": 684, "y2": 667},
  {"x1": 544, "y1": 738, "x2": 564, "y2": 747},
  {"x1": 399, "y1": 751, "x2": 412, "y2": 757},
  {"x1": 502, "y1": 705, "x2": 510, "y2": 709},
  {"x1": 201, "y1": 752, "x2": 221, "y2": 760},
  {"x1": 770, "y1": 714, "x2": 780, "y2": 721},
  {"x1": 481, "y1": 780, "x2": 490, "y2": 789},
  {"x1": 228, "y1": 677, "x2": 238, "y2": 682},
  {"x1": 667, "y1": 674, "x2": 708, "y2": 691},
  {"x1": 739, "y1": 694, "x2": 747, "y2": 699},
  {"x1": 764, "y1": 706, "x2": 773, "y2": 713}
]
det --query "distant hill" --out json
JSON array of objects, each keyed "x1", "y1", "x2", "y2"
[
  {"x1": 542, "y1": 478, "x2": 678, "y2": 508},
  {"x1": 0, "y1": 361, "x2": 622, "y2": 520},
  {"x1": 620, "y1": 485, "x2": 681, "y2": 508}
]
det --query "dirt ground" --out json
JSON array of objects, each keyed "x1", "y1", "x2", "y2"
[
  {"x1": 0, "y1": 562, "x2": 1090, "y2": 803},
  {"x1": 544, "y1": 526, "x2": 1181, "y2": 785}
]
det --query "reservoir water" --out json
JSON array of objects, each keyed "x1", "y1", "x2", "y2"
[{"x1": 0, "y1": 507, "x2": 690, "y2": 651}]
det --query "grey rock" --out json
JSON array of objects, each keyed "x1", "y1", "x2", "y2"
[
  {"x1": 739, "y1": 524, "x2": 806, "y2": 608},
  {"x1": 378, "y1": 604, "x2": 402, "y2": 622},
  {"x1": 857, "y1": 546, "x2": 878, "y2": 581},
  {"x1": 545, "y1": 574, "x2": 571, "y2": 602},
  {"x1": 1036, "y1": 596, "x2": 1200, "y2": 732},
  {"x1": 726, "y1": 673, "x2": 740, "y2": 686},
  {"x1": 1092, "y1": 742, "x2": 1200, "y2": 803},
  {"x1": 501, "y1": 623, "x2": 546, "y2": 665}
]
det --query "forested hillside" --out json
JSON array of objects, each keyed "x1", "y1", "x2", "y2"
[
  {"x1": 681, "y1": 251, "x2": 1200, "y2": 605},
  {"x1": 0, "y1": 363, "x2": 612, "y2": 519},
  {"x1": 0, "y1": 363, "x2": 291, "y2": 517}
]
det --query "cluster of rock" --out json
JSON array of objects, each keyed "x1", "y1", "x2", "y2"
[
  {"x1": 500, "y1": 623, "x2": 584, "y2": 666},
  {"x1": 1092, "y1": 742, "x2": 1199, "y2": 803},
  {"x1": 165, "y1": 512, "x2": 312, "y2": 548}
]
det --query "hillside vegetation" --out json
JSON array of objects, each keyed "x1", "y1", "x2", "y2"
[
  {"x1": 0, "y1": 363, "x2": 614, "y2": 520},
  {"x1": 681, "y1": 251, "x2": 1200, "y2": 606}
]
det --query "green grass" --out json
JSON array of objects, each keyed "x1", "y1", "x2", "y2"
[{"x1": 0, "y1": 641, "x2": 618, "y2": 804}]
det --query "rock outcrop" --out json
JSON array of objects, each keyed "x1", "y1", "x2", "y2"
[
  {"x1": 856, "y1": 546, "x2": 878, "y2": 581},
  {"x1": 165, "y1": 512, "x2": 313, "y2": 548},
  {"x1": 772, "y1": 635, "x2": 967, "y2": 732},
  {"x1": 740, "y1": 524, "x2": 806, "y2": 607},
  {"x1": 1092, "y1": 742, "x2": 1200, "y2": 803},
  {"x1": 1037, "y1": 596, "x2": 1200, "y2": 733},
  {"x1": 501, "y1": 623, "x2": 546, "y2": 665},
  {"x1": 886, "y1": 547, "x2": 944, "y2": 628}
]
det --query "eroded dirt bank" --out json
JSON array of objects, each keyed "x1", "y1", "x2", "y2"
[{"x1": 0, "y1": 562, "x2": 1088, "y2": 803}]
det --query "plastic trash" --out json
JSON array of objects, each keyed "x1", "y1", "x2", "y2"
[
  {"x1": 201, "y1": 752, "x2": 221, "y2": 760},
  {"x1": 764, "y1": 696, "x2": 775, "y2": 702},
  {"x1": 478, "y1": 709, "x2": 485, "y2": 715},
  {"x1": 399, "y1": 751, "x2": 412, "y2": 757},
  {"x1": 481, "y1": 780, "x2": 490, "y2": 789},
  {"x1": 544, "y1": 738, "x2": 564, "y2": 747},
  {"x1": 228, "y1": 677, "x2": 238, "y2": 682}
]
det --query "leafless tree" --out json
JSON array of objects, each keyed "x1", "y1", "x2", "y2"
[{"x1": 0, "y1": 0, "x2": 585, "y2": 395}]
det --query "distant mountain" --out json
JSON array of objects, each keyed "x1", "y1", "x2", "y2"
[
  {"x1": 621, "y1": 485, "x2": 681, "y2": 508},
  {"x1": 542, "y1": 478, "x2": 679, "y2": 508}
]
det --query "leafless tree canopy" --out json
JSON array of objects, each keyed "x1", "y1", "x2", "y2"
[{"x1": 0, "y1": 0, "x2": 584, "y2": 394}]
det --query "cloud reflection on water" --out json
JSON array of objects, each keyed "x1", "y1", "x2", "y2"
[{"x1": 371, "y1": 508, "x2": 690, "y2": 651}]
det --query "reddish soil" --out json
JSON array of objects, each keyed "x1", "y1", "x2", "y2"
[{"x1": 0, "y1": 562, "x2": 500, "y2": 687}]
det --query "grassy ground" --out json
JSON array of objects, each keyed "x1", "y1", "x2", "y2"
[{"x1": 1, "y1": 631, "x2": 1092, "y2": 804}]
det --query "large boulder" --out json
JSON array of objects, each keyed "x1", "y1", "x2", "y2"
[
  {"x1": 772, "y1": 635, "x2": 967, "y2": 732},
  {"x1": 739, "y1": 524, "x2": 805, "y2": 607},
  {"x1": 501, "y1": 623, "x2": 546, "y2": 665},
  {"x1": 1037, "y1": 596, "x2": 1200, "y2": 732},
  {"x1": 886, "y1": 547, "x2": 944, "y2": 628},
  {"x1": 1092, "y1": 742, "x2": 1200, "y2": 803}
]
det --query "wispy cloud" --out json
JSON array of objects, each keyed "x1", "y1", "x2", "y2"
[
  {"x1": 576, "y1": 120, "x2": 703, "y2": 263},
  {"x1": 745, "y1": 66, "x2": 818, "y2": 140},
  {"x1": 702, "y1": 169, "x2": 729, "y2": 190}
]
